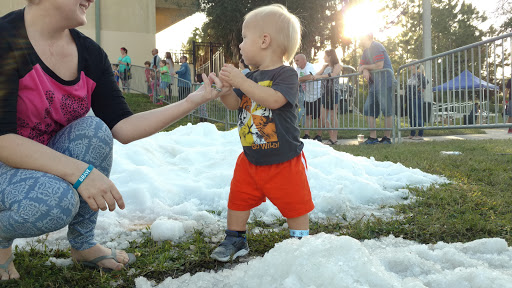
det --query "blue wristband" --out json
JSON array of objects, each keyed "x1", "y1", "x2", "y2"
[
  {"x1": 73, "y1": 164, "x2": 94, "y2": 190},
  {"x1": 290, "y1": 229, "x2": 309, "y2": 238}
]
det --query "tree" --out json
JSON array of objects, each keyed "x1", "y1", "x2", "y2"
[
  {"x1": 187, "y1": 0, "x2": 341, "y2": 65},
  {"x1": 382, "y1": 0, "x2": 487, "y2": 74}
]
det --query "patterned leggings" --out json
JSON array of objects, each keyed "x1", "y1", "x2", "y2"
[{"x1": 0, "y1": 116, "x2": 113, "y2": 250}]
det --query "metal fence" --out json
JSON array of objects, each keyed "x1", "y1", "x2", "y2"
[
  {"x1": 117, "y1": 33, "x2": 512, "y2": 143},
  {"x1": 196, "y1": 49, "x2": 225, "y2": 76},
  {"x1": 396, "y1": 32, "x2": 512, "y2": 141},
  {"x1": 117, "y1": 64, "x2": 197, "y2": 105},
  {"x1": 296, "y1": 69, "x2": 396, "y2": 133},
  {"x1": 120, "y1": 63, "x2": 399, "y2": 136}
]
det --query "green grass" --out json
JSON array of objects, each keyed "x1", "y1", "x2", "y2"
[{"x1": 3, "y1": 93, "x2": 511, "y2": 287}]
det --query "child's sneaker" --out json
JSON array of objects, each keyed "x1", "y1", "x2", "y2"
[
  {"x1": 210, "y1": 231, "x2": 249, "y2": 262},
  {"x1": 379, "y1": 136, "x2": 392, "y2": 144},
  {"x1": 362, "y1": 137, "x2": 379, "y2": 145}
]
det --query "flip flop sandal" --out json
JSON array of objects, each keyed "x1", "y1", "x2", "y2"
[
  {"x1": 0, "y1": 255, "x2": 14, "y2": 278},
  {"x1": 78, "y1": 249, "x2": 136, "y2": 272},
  {"x1": 328, "y1": 139, "x2": 338, "y2": 145}
]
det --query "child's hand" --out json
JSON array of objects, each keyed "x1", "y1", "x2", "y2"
[
  {"x1": 185, "y1": 73, "x2": 223, "y2": 105},
  {"x1": 220, "y1": 64, "x2": 246, "y2": 88},
  {"x1": 208, "y1": 72, "x2": 232, "y2": 93}
]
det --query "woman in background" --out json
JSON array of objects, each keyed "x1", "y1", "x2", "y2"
[{"x1": 313, "y1": 49, "x2": 342, "y2": 145}]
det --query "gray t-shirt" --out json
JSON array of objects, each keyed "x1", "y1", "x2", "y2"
[{"x1": 233, "y1": 65, "x2": 303, "y2": 165}]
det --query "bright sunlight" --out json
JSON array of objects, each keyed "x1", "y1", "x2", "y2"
[{"x1": 343, "y1": 0, "x2": 386, "y2": 39}]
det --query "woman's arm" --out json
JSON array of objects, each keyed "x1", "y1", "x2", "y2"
[
  {"x1": 315, "y1": 64, "x2": 328, "y2": 76},
  {"x1": 314, "y1": 64, "x2": 342, "y2": 80},
  {"x1": 0, "y1": 134, "x2": 124, "y2": 212},
  {"x1": 111, "y1": 73, "x2": 223, "y2": 143}
]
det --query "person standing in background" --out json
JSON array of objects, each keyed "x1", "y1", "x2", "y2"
[
  {"x1": 239, "y1": 58, "x2": 251, "y2": 75},
  {"x1": 165, "y1": 52, "x2": 175, "y2": 96},
  {"x1": 112, "y1": 64, "x2": 120, "y2": 87},
  {"x1": 144, "y1": 61, "x2": 152, "y2": 95},
  {"x1": 295, "y1": 53, "x2": 322, "y2": 142},
  {"x1": 150, "y1": 48, "x2": 161, "y2": 98},
  {"x1": 406, "y1": 62, "x2": 427, "y2": 140},
  {"x1": 313, "y1": 49, "x2": 342, "y2": 145},
  {"x1": 159, "y1": 60, "x2": 170, "y2": 102},
  {"x1": 151, "y1": 48, "x2": 161, "y2": 70},
  {"x1": 164, "y1": 52, "x2": 174, "y2": 74},
  {"x1": 118, "y1": 47, "x2": 131, "y2": 93},
  {"x1": 358, "y1": 33, "x2": 394, "y2": 144},
  {"x1": 172, "y1": 55, "x2": 191, "y2": 101}
]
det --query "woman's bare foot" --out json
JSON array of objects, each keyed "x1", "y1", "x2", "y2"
[
  {"x1": 71, "y1": 244, "x2": 130, "y2": 271},
  {"x1": 0, "y1": 247, "x2": 20, "y2": 281}
]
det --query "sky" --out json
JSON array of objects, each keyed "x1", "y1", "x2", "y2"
[
  {"x1": 12, "y1": 122, "x2": 512, "y2": 288},
  {"x1": 155, "y1": 0, "x2": 505, "y2": 74},
  {"x1": 156, "y1": 13, "x2": 207, "y2": 53}
]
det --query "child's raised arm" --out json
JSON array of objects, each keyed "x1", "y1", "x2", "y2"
[{"x1": 220, "y1": 65, "x2": 287, "y2": 109}]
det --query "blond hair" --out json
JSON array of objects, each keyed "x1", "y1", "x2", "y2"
[{"x1": 245, "y1": 4, "x2": 301, "y2": 62}]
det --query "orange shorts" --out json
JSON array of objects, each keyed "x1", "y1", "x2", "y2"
[{"x1": 228, "y1": 151, "x2": 314, "y2": 218}]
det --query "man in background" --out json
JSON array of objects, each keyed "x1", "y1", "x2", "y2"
[
  {"x1": 172, "y1": 55, "x2": 192, "y2": 101},
  {"x1": 295, "y1": 54, "x2": 322, "y2": 142},
  {"x1": 358, "y1": 33, "x2": 394, "y2": 144}
]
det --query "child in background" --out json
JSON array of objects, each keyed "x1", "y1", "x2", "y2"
[
  {"x1": 159, "y1": 60, "x2": 170, "y2": 103},
  {"x1": 144, "y1": 61, "x2": 152, "y2": 96},
  {"x1": 112, "y1": 64, "x2": 120, "y2": 87},
  {"x1": 211, "y1": 4, "x2": 314, "y2": 262}
]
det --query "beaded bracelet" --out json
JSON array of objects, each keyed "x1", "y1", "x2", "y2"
[{"x1": 73, "y1": 164, "x2": 94, "y2": 190}]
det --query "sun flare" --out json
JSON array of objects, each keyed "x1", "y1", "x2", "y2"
[{"x1": 343, "y1": 0, "x2": 385, "y2": 39}]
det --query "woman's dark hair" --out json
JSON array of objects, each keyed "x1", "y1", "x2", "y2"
[
  {"x1": 325, "y1": 49, "x2": 339, "y2": 67},
  {"x1": 239, "y1": 58, "x2": 250, "y2": 71},
  {"x1": 165, "y1": 52, "x2": 174, "y2": 65}
]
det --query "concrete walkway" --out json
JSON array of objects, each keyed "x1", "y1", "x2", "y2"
[{"x1": 330, "y1": 128, "x2": 512, "y2": 146}]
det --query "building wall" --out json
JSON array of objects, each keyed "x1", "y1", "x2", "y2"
[{"x1": 0, "y1": 0, "x2": 156, "y2": 66}]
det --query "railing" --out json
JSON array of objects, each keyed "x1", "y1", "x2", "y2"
[
  {"x1": 296, "y1": 68, "x2": 396, "y2": 140},
  {"x1": 119, "y1": 33, "x2": 512, "y2": 143},
  {"x1": 196, "y1": 49, "x2": 225, "y2": 76},
  {"x1": 396, "y1": 32, "x2": 512, "y2": 141},
  {"x1": 117, "y1": 64, "x2": 156, "y2": 95}
]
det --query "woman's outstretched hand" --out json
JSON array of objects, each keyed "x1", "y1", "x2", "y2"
[{"x1": 186, "y1": 73, "x2": 224, "y2": 106}]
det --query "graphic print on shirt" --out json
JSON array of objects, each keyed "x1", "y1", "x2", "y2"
[
  {"x1": 238, "y1": 80, "x2": 278, "y2": 149},
  {"x1": 16, "y1": 65, "x2": 94, "y2": 145}
]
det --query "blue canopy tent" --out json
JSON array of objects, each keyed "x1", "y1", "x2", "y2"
[
  {"x1": 431, "y1": 70, "x2": 500, "y2": 125},
  {"x1": 432, "y1": 70, "x2": 499, "y2": 92}
]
